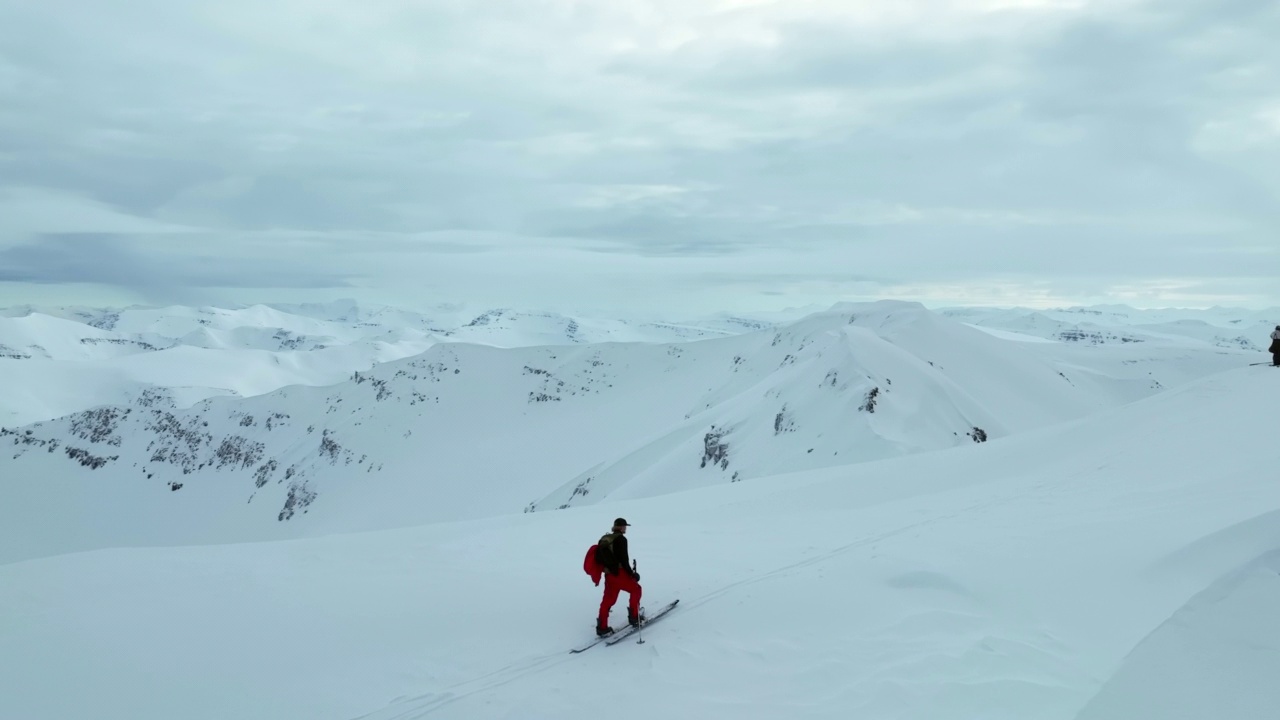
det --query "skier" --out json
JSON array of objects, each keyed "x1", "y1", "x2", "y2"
[
  {"x1": 594, "y1": 518, "x2": 642, "y2": 636},
  {"x1": 1271, "y1": 326, "x2": 1280, "y2": 367}
]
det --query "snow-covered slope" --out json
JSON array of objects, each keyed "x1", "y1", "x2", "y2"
[
  {"x1": 0, "y1": 302, "x2": 1252, "y2": 564},
  {"x1": 2, "y1": 364, "x2": 1277, "y2": 720},
  {"x1": 525, "y1": 301, "x2": 1244, "y2": 512},
  {"x1": 1075, "y1": 539, "x2": 1280, "y2": 720}
]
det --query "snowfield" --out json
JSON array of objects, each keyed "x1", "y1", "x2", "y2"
[{"x1": 1, "y1": 302, "x2": 1278, "y2": 720}]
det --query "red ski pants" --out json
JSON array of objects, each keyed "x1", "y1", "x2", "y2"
[{"x1": 598, "y1": 570, "x2": 642, "y2": 625}]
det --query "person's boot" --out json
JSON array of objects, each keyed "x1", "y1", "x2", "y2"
[
  {"x1": 596, "y1": 621, "x2": 614, "y2": 637},
  {"x1": 628, "y1": 610, "x2": 642, "y2": 628}
]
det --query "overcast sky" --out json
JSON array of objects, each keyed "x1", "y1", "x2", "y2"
[{"x1": 1, "y1": 0, "x2": 1277, "y2": 315}]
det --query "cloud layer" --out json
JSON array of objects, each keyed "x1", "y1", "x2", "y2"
[{"x1": 1, "y1": 0, "x2": 1277, "y2": 313}]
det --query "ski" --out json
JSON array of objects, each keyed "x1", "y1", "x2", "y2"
[
  {"x1": 605, "y1": 599, "x2": 680, "y2": 646},
  {"x1": 569, "y1": 624, "x2": 631, "y2": 654}
]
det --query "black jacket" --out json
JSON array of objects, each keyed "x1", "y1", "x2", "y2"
[{"x1": 596, "y1": 532, "x2": 633, "y2": 575}]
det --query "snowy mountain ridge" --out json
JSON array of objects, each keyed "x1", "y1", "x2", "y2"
[
  {"x1": 0, "y1": 301, "x2": 1257, "y2": 565},
  {"x1": 0, "y1": 300, "x2": 764, "y2": 427},
  {"x1": 943, "y1": 304, "x2": 1279, "y2": 350}
]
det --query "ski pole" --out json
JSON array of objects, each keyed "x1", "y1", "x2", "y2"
[{"x1": 633, "y1": 560, "x2": 644, "y2": 645}]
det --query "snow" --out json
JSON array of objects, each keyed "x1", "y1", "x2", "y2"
[
  {"x1": 1, "y1": 302, "x2": 1278, "y2": 720},
  {"x1": 1076, "y1": 544, "x2": 1280, "y2": 720},
  {"x1": 965, "y1": 323, "x2": 1060, "y2": 343}
]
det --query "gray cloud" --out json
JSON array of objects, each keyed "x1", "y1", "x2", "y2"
[
  {"x1": 0, "y1": 0, "x2": 1277, "y2": 312},
  {"x1": 0, "y1": 234, "x2": 356, "y2": 299}
]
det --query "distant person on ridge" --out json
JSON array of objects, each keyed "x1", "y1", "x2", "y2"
[
  {"x1": 594, "y1": 518, "x2": 642, "y2": 636},
  {"x1": 1271, "y1": 326, "x2": 1280, "y2": 367}
]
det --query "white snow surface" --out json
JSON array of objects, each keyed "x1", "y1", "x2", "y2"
[
  {"x1": 2, "y1": 365, "x2": 1278, "y2": 720},
  {"x1": 1, "y1": 301, "x2": 1278, "y2": 720}
]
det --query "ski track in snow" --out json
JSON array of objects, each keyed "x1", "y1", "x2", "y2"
[
  {"x1": 350, "y1": 468, "x2": 1237, "y2": 719},
  {"x1": 353, "y1": 508, "x2": 968, "y2": 720}
]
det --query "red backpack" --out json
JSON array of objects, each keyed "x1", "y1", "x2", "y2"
[
  {"x1": 584, "y1": 533, "x2": 620, "y2": 586},
  {"x1": 584, "y1": 544, "x2": 604, "y2": 586}
]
